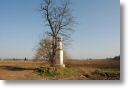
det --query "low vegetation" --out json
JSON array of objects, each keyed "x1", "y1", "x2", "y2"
[{"x1": 0, "y1": 58, "x2": 120, "y2": 80}]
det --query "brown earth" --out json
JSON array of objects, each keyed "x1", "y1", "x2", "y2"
[{"x1": 0, "y1": 59, "x2": 120, "y2": 80}]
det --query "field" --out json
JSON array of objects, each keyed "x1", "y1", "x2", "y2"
[{"x1": 0, "y1": 59, "x2": 120, "y2": 80}]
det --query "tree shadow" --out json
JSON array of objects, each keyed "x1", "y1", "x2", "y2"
[{"x1": 0, "y1": 66, "x2": 36, "y2": 71}]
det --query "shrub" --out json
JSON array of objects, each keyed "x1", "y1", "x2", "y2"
[
  {"x1": 36, "y1": 67, "x2": 46, "y2": 76},
  {"x1": 36, "y1": 67, "x2": 56, "y2": 77}
]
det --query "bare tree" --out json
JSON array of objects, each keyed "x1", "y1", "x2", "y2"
[
  {"x1": 35, "y1": 36, "x2": 71, "y2": 65},
  {"x1": 40, "y1": 0, "x2": 74, "y2": 66},
  {"x1": 35, "y1": 37, "x2": 51, "y2": 61}
]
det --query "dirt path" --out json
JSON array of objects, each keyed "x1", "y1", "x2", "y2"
[{"x1": 0, "y1": 66, "x2": 42, "y2": 80}]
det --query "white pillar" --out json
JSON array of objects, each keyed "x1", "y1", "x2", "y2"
[
  {"x1": 59, "y1": 41, "x2": 63, "y2": 65},
  {"x1": 56, "y1": 37, "x2": 65, "y2": 68}
]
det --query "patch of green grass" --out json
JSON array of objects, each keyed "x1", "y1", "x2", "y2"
[
  {"x1": 94, "y1": 68, "x2": 120, "y2": 79},
  {"x1": 96, "y1": 68, "x2": 120, "y2": 74},
  {"x1": 36, "y1": 67, "x2": 80, "y2": 79},
  {"x1": 56, "y1": 67, "x2": 80, "y2": 77}
]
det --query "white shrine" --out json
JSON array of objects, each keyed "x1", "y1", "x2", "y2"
[{"x1": 56, "y1": 37, "x2": 65, "y2": 68}]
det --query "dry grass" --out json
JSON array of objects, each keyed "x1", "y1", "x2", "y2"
[
  {"x1": 0, "y1": 69, "x2": 42, "y2": 80},
  {"x1": 0, "y1": 61, "x2": 46, "y2": 80},
  {"x1": 64, "y1": 59, "x2": 120, "y2": 68},
  {"x1": 0, "y1": 61, "x2": 47, "y2": 67},
  {"x1": 0, "y1": 59, "x2": 120, "y2": 80}
]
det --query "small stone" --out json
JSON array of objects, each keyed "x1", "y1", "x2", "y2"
[{"x1": 80, "y1": 75, "x2": 86, "y2": 78}]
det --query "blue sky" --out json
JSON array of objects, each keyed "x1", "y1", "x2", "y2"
[{"x1": 0, "y1": 0, "x2": 120, "y2": 59}]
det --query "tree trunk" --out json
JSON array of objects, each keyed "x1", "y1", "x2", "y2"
[{"x1": 50, "y1": 36, "x2": 57, "y2": 66}]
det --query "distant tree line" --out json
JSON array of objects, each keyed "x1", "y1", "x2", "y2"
[
  {"x1": 112, "y1": 56, "x2": 120, "y2": 60},
  {"x1": 106, "y1": 55, "x2": 120, "y2": 60},
  {"x1": 0, "y1": 58, "x2": 29, "y2": 61}
]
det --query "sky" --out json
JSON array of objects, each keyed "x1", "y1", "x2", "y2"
[{"x1": 0, "y1": 0, "x2": 120, "y2": 59}]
